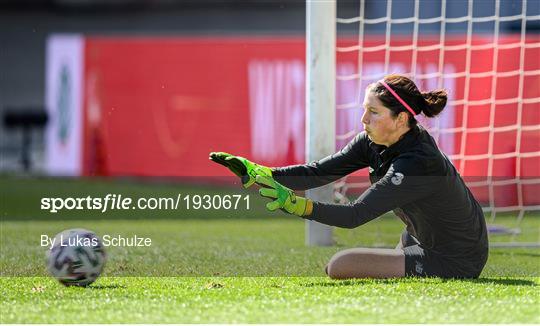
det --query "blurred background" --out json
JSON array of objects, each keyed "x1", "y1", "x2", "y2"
[
  {"x1": 1, "y1": 0, "x2": 307, "y2": 172},
  {"x1": 1, "y1": 0, "x2": 537, "y2": 174},
  {"x1": 0, "y1": 0, "x2": 539, "y2": 251}
]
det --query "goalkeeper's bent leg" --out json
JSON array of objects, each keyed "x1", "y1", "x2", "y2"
[{"x1": 326, "y1": 248, "x2": 406, "y2": 279}]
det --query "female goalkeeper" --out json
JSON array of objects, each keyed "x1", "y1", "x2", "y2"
[{"x1": 210, "y1": 74, "x2": 488, "y2": 279}]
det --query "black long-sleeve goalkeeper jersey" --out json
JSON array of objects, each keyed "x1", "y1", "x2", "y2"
[{"x1": 273, "y1": 125, "x2": 488, "y2": 261}]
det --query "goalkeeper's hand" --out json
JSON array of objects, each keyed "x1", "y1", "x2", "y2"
[
  {"x1": 209, "y1": 152, "x2": 273, "y2": 188},
  {"x1": 256, "y1": 175, "x2": 313, "y2": 217}
]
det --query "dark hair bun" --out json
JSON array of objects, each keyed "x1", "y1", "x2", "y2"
[{"x1": 421, "y1": 89, "x2": 448, "y2": 117}]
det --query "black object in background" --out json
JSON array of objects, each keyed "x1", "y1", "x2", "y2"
[{"x1": 3, "y1": 107, "x2": 48, "y2": 172}]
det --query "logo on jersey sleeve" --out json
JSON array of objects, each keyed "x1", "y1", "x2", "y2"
[
  {"x1": 415, "y1": 260, "x2": 424, "y2": 274},
  {"x1": 391, "y1": 172, "x2": 404, "y2": 185}
]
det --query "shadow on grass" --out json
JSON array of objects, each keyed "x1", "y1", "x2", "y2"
[
  {"x1": 462, "y1": 278, "x2": 537, "y2": 286},
  {"x1": 301, "y1": 279, "x2": 402, "y2": 287},
  {"x1": 87, "y1": 284, "x2": 126, "y2": 289},
  {"x1": 489, "y1": 251, "x2": 540, "y2": 258},
  {"x1": 301, "y1": 277, "x2": 537, "y2": 287}
]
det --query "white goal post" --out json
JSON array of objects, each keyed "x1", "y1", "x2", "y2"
[{"x1": 305, "y1": 0, "x2": 336, "y2": 246}]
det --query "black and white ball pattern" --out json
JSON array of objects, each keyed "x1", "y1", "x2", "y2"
[{"x1": 46, "y1": 229, "x2": 106, "y2": 287}]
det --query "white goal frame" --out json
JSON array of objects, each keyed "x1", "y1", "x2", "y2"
[{"x1": 305, "y1": 0, "x2": 336, "y2": 246}]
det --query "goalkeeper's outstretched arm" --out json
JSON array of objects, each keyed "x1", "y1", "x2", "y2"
[
  {"x1": 262, "y1": 156, "x2": 435, "y2": 228},
  {"x1": 210, "y1": 132, "x2": 370, "y2": 191},
  {"x1": 272, "y1": 132, "x2": 371, "y2": 190}
]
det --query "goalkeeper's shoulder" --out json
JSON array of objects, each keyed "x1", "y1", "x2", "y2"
[
  {"x1": 353, "y1": 131, "x2": 371, "y2": 147},
  {"x1": 336, "y1": 131, "x2": 371, "y2": 158}
]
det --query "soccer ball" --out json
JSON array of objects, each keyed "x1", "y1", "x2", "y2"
[{"x1": 46, "y1": 228, "x2": 106, "y2": 287}]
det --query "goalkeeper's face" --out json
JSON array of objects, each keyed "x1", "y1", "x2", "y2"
[{"x1": 361, "y1": 91, "x2": 409, "y2": 147}]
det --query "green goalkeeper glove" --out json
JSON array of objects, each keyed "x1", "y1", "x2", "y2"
[
  {"x1": 256, "y1": 175, "x2": 313, "y2": 217},
  {"x1": 209, "y1": 152, "x2": 273, "y2": 188}
]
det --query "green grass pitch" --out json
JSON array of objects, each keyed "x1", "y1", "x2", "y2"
[{"x1": 1, "y1": 176, "x2": 539, "y2": 323}]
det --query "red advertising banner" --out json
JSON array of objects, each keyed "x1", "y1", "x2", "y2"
[{"x1": 83, "y1": 37, "x2": 308, "y2": 177}]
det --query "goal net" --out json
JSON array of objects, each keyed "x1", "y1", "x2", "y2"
[{"x1": 332, "y1": 0, "x2": 540, "y2": 247}]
